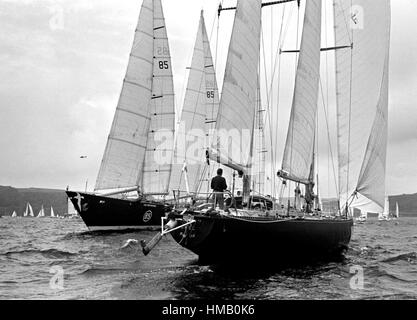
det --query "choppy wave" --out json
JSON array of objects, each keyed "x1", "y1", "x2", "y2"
[
  {"x1": 2, "y1": 217, "x2": 417, "y2": 299},
  {"x1": 3, "y1": 248, "x2": 85, "y2": 259},
  {"x1": 382, "y1": 252, "x2": 417, "y2": 263}
]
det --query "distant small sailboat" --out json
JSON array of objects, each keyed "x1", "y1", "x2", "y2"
[
  {"x1": 356, "y1": 209, "x2": 367, "y2": 223},
  {"x1": 23, "y1": 202, "x2": 34, "y2": 217},
  {"x1": 50, "y1": 206, "x2": 56, "y2": 218},
  {"x1": 394, "y1": 202, "x2": 400, "y2": 219},
  {"x1": 379, "y1": 197, "x2": 390, "y2": 221},
  {"x1": 11, "y1": 211, "x2": 17, "y2": 218},
  {"x1": 37, "y1": 205, "x2": 45, "y2": 218}
]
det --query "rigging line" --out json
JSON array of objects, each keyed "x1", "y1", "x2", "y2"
[
  {"x1": 273, "y1": 5, "x2": 286, "y2": 178},
  {"x1": 319, "y1": 77, "x2": 339, "y2": 198},
  {"x1": 288, "y1": 0, "x2": 300, "y2": 205},
  {"x1": 324, "y1": 0, "x2": 331, "y2": 200},
  {"x1": 346, "y1": 0, "x2": 354, "y2": 209},
  {"x1": 336, "y1": 0, "x2": 353, "y2": 45},
  {"x1": 261, "y1": 25, "x2": 277, "y2": 200}
]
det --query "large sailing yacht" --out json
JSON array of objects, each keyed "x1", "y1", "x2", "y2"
[
  {"x1": 67, "y1": 0, "x2": 175, "y2": 231},
  {"x1": 141, "y1": 0, "x2": 391, "y2": 265}
]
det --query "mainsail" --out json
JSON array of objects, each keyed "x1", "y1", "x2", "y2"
[
  {"x1": 209, "y1": 0, "x2": 262, "y2": 172},
  {"x1": 280, "y1": 0, "x2": 322, "y2": 184},
  {"x1": 169, "y1": 11, "x2": 220, "y2": 195},
  {"x1": 334, "y1": 0, "x2": 391, "y2": 212},
  {"x1": 95, "y1": 0, "x2": 175, "y2": 195}
]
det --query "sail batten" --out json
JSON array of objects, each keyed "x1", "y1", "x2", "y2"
[
  {"x1": 95, "y1": 0, "x2": 175, "y2": 195},
  {"x1": 281, "y1": 0, "x2": 322, "y2": 183}
]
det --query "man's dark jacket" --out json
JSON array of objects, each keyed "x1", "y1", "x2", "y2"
[{"x1": 211, "y1": 176, "x2": 227, "y2": 192}]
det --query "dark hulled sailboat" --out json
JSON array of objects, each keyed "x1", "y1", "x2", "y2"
[
  {"x1": 141, "y1": 0, "x2": 390, "y2": 265},
  {"x1": 67, "y1": 0, "x2": 176, "y2": 231}
]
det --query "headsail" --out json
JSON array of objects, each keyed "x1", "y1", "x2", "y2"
[
  {"x1": 280, "y1": 0, "x2": 322, "y2": 184},
  {"x1": 95, "y1": 0, "x2": 175, "y2": 195},
  {"x1": 334, "y1": 0, "x2": 391, "y2": 212},
  {"x1": 169, "y1": 11, "x2": 220, "y2": 195},
  {"x1": 209, "y1": 0, "x2": 263, "y2": 172}
]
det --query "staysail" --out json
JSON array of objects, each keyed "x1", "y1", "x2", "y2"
[
  {"x1": 280, "y1": 0, "x2": 322, "y2": 184},
  {"x1": 169, "y1": 11, "x2": 220, "y2": 195},
  {"x1": 95, "y1": 0, "x2": 175, "y2": 195},
  {"x1": 334, "y1": 0, "x2": 391, "y2": 212},
  {"x1": 209, "y1": 0, "x2": 263, "y2": 172}
]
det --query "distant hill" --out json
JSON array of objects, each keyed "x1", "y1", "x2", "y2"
[
  {"x1": 0, "y1": 186, "x2": 67, "y2": 217},
  {"x1": 1, "y1": 185, "x2": 416, "y2": 217}
]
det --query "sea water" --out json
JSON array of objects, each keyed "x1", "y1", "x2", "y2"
[{"x1": 1, "y1": 217, "x2": 416, "y2": 300}]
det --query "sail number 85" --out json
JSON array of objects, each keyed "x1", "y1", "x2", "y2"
[{"x1": 159, "y1": 61, "x2": 169, "y2": 70}]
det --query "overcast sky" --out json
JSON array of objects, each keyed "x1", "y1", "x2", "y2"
[{"x1": 0, "y1": 0, "x2": 416, "y2": 198}]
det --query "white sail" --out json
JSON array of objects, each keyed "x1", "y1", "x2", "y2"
[
  {"x1": 281, "y1": 0, "x2": 322, "y2": 184},
  {"x1": 395, "y1": 202, "x2": 399, "y2": 218},
  {"x1": 210, "y1": 0, "x2": 262, "y2": 171},
  {"x1": 170, "y1": 11, "x2": 220, "y2": 195},
  {"x1": 95, "y1": 0, "x2": 175, "y2": 195},
  {"x1": 334, "y1": 0, "x2": 391, "y2": 211},
  {"x1": 37, "y1": 205, "x2": 45, "y2": 218},
  {"x1": 50, "y1": 206, "x2": 55, "y2": 218},
  {"x1": 12, "y1": 211, "x2": 17, "y2": 218},
  {"x1": 26, "y1": 203, "x2": 34, "y2": 217}
]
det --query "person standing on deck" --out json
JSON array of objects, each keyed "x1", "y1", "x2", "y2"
[{"x1": 211, "y1": 168, "x2": 227, "y2": 209}]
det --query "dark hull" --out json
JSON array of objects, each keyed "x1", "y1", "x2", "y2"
[
  {"x1": 66, "y1": 191, "x2": 171, "y2": 231},
  {"x1": 171, "y1": 214, "x2": 353, "y2": 265}
]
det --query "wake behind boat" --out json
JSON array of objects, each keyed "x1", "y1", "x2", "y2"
[{"x1": 67, "y1": 0, "x2": 176, "y2": 231}]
